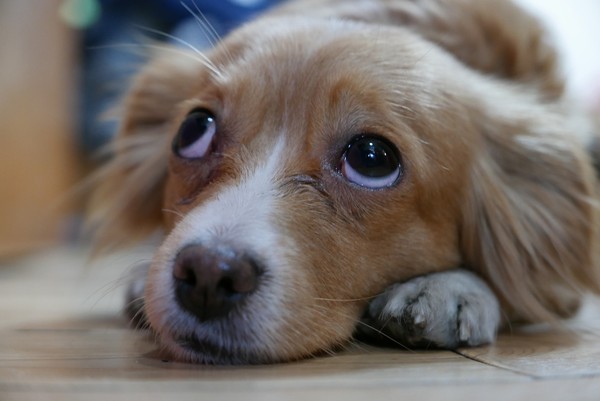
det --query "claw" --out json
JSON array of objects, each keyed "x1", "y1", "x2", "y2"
[
  {"x1": 413, "y1": 313, "x2": 426, "y2": 328},
  {"x1": 458, "y1": 321, "x2": 471, "y2": 343}
]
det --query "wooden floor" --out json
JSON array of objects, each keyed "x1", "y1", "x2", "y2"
[{"x1": 2, "y1": 247, "x2": 600, "y2": 401}]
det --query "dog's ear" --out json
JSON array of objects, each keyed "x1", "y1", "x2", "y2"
[
  {"x1": 278, "y1": 0, "x2": 564, "y2": 99},
  {"x1": 88, "y1": 52, "x2": 198, "y2": 251},
  {"x1": 461, "y1": 103, "x2": 600, "y2": 322},
  {"x1": 391, "y1": 0, "x2": 566, "y2": 99}
]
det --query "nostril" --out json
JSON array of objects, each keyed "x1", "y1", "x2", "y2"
[
  {"x1": 172, "y1": 244, "x2": 262, "y2": 322},
  {"x1": 218, "y1": 277, "x2": 236, "y2": 296},
  {"x1": 173, "y1": 261, "x2": 197, "y2": 287}
]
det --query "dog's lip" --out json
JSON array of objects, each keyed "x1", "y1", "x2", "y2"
[{"x1": 174, "y1": 334, "x2": 254, "y2": 365}]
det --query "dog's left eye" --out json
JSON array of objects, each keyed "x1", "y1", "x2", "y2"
[
  {"x1": 341, "y1": 135, "x2": 402, "y2": 189},
  {"x1": 172, "y1": 109, "x2": 217, "y2": 159}
]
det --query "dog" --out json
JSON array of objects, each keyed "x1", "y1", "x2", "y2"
[{"x1": 89, "y1": 0, "x2": 600, "y2": 364}]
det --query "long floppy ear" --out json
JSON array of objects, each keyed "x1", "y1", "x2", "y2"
[
  {"x1": 88, "y1": 51, "x2": 199, "y2": 251},
  {"x1": 461, "y1": 97, "x2": 600, "y2": 322}
]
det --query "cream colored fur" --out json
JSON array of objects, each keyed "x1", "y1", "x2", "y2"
[{"x1": 89, "y1": 0, "x2": 600, "y2": 363}]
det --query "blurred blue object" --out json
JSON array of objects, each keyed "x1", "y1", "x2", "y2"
[{"x1": 80, "y1": 0, "x2": 283, "y2": 154}]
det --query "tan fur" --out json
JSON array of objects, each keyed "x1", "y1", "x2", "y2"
[{"x1": 90, "y1": 0, "x2": 600, "y2": 362}]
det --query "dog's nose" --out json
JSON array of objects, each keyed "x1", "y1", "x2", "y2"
[{"x1": 172, "y1": 244, "x2": 261, "y2": 321}]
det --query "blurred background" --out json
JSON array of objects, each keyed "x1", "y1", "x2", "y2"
[
  {"x1": 0, "y1": 0, "x2": 281, "y2": 259},
  {"x1": 0, "y1": 0, "x2": 598, "y2": 259}
]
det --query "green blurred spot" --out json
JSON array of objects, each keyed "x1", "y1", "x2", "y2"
[{"x1": 59, "y1": 0, "x2": 101, "y2": 29}]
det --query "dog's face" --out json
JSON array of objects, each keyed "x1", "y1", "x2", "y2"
[
  {"x1": 92, "y1": 7, "x2": 599, "y2": 364},
  {"x1": 140, "y1": 18, "x2": 476, "y2": 363}
]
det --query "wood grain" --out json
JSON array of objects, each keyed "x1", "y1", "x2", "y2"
[
  {"x1": 459, "y1": 296, "x2": 600, "y2": 378},
  {"x1": 2, "y1": 247, "x2": 600, "y2": 401}
]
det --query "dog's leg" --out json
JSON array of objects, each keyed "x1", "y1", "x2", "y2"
[
  {"x1": 124, "y1": 262, "x2": 150, "y2": 329},
  {"x1": 359, "y1": 269, "x2": 500, "y2": 349}
]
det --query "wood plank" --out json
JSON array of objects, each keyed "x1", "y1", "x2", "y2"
[
  {"x1": 4, "y1": 380, "x2": 600, "y2": 401},
  {"x1": 3, "y1": 247, "x2": 600, "y2": 401},
  {"x1": 458, "y1": 296, "x2": 600, "y2": 378}
]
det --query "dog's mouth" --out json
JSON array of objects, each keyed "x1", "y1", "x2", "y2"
[
  {"x1": 174, "y1": 334, "x2": 247, "y2": 365},
  {"x1": 144, "y1": 231, "x2": 364, "y2": 365}
]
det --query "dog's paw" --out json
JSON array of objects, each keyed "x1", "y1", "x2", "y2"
[
  {"x1": 124, "y1": 262, "x2": 150, "y2": 329},
  {"x1": 359, "y1": 269, "x2": 500, "y2": 349}
]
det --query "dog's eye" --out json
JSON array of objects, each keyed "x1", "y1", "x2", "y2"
[
  {"x1": 341, "y1": 135, "x2": 402, "y2": 188},
  {"x1": 172, "y1": 109, "x2": 217, "y2": 159}
]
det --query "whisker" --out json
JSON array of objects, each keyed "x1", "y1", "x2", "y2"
[
  {"x1": 313, "y1": 294, "x2": 380, "y2": 303},
  {"x1": 162, "y1": 208, "x2": 185, "y2": 219},
  {"x1": 86, "y1": 43, "x2": 151, "y2": 59},
  {"x1": 84, "y1": 258, "x2": 151, "y2": 310},
  {"x1": 355, "y1": 320, "x2": 411, "y2": 351},
  {"x1": 84, "y1": 278, "x2": 127, "y2": 310},
  {"x1": 133, "y1": 25, "x2": 223, "y2": 78},
  {"x1": 347, "y1": 340, "x2": 373, "y2": 353},
  {"x1": 321, "y1": 347, "x2": 337, "y2": 357},
  {"x1": 180, "y1": 1, "x2": 220, "y2": 48},
  {"x1": 90, "y1": 42, "x2": 218, "y2": 76},
  {"x1": 301, "y1": 303, "x2": 412, "y2": 354},
  {"x1": 188, "y1": 0, "x2": 238, "y2": 66},
  {"x1": 127, "y1": 299, "x2": 151, "y2": 331},
  {"x1": 412, "y1": 46, "x2": 435, "y2": 69},
  {"x1": 124, "y1": 295, "x2": 145, "y2": 310}
]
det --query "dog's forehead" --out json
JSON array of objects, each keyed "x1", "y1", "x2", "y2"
[
  {"x1": 213, "y1": 19, "x2": 397, "y2": 96},
  {"x1": 204, "y1": 20, "x2": 424, "y2": 159}
]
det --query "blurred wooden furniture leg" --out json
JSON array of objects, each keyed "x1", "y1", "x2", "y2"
[{"x1": 0, "y1": 0, "x2": 80, "y2": 257}]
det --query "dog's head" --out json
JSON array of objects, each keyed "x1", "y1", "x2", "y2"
[{"x1": 90, "y1": 8, "x2": 599, "y2": 364}]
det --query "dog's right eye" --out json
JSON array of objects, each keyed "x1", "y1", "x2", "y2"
[
  {"x1": 340, "y1": 135, "x2": 403, "y2": 189},
  {"x1": 172, "y1": 109, "x2": 217, "y2": 159}
]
